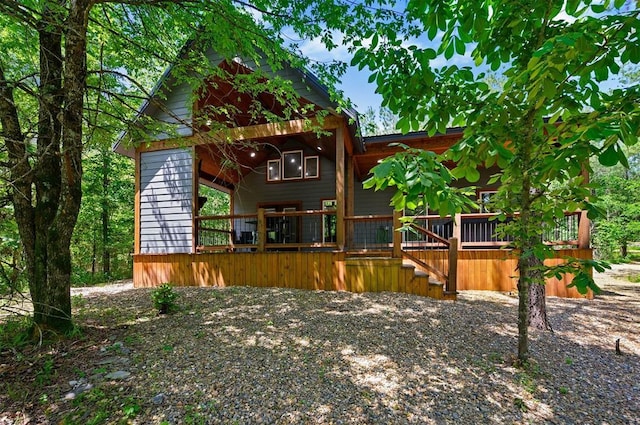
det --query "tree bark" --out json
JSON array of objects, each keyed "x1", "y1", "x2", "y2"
[
  {"x1": 528, "y1": 255, "x2": 553, "y2": 331},
  {"x1": 0, "y1": 0, "x2": 90, "y2": 334},
  {"x1": 102, "y1": 149, "x2": 111, "y2": 276}
]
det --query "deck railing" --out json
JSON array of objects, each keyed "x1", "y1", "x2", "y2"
[
  {"x1": 400, "y1": 218, "x2": 457, "y2": 293},
  {"x1": 343, "y1": 215, "x2": 394, "y2": 252},
  {"x1": 408, "y1": 211, "x2": 584, "y2": 248},
  {"x1": 196, "y1": 209, "x2": 337, "y2": 251},
  {"x1": 196, "y1": 210, "x2": 585, "y2": 252}
]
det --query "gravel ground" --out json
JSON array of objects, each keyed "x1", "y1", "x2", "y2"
[{"x1": 1, "y1": 264, "x2": 639, "y2": 424}]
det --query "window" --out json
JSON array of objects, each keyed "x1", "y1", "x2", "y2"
[
  {"x1": 267, "y1": 159, "x2": 281, "y2": 181},
  {"x1": 479, "y1": 190, "x2": 497, "y2": 213},
  {"x1": 267, "y1": 150, "x2": 320, "y2": 182},
  {"x1": 283, "y1": 151, "x2": 303, "y2": 180},
  {"x1": 322, "y1": 199, "x2": 337, "y2": 243},
  {"x1": 304, "y1": 156, "x2": 319, "y2": 178}
]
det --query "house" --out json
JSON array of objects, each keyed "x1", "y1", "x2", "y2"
[{"x1": 114, "y1": 48, "x2": 593, "y2": 300}]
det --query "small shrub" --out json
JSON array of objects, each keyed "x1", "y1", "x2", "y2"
[
  {"x1": 0, "y1": 315, "x2": 32, "y2": 349},
  {"x1": 151, "y1": 283, "x2": 179, "y2": 314},
  {"x1": 628, "y1": 274, "x2": 640, "y2": 283}
]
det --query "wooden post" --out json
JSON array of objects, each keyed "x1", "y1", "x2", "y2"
[
  {"x1": 191, "y1": 148, "x2": 198, "y2": 254},
  {"x1": 578, "y1": 166, "x2": 590, "y2": 249},
  {"x1": 453, "y1": 213, "x2": 462, "y2": 248},
  {"x1": 392, "y1": 210, "x2": 402, "y2": 258},
  {"x1": 335, "y1": 125, "x2": 345, "y2": 250},
  {"x1": 578, "y1": 211, "x2": 590, "y2": 249},
  {"x1": 346, "y1": 156, "x2": 355, "y2": 249},
  {"x1": 447, "y1": 237, "x2": 458, "y2": 293},
  {"x1": 257, "y1": 208, "x2": 265, "y2": 252}
]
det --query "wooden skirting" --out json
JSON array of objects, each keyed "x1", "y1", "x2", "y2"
[
  {"x1": 134, "y1": 248, "x2": 594, "y2": 299},
  {"x1": 134, "y1": 252, "x2": 444, "y2": 299},
  {"x1": 454, "y1": 248, "x2": 593, "y2": 299}
]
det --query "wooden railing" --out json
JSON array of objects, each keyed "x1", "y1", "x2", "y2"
[
  {"x1": 196, "y1": 209, "x2": 337, "y2": 251},
  {"x1": 343, "y1": 214, "x2": 394, "y2": 252},
  {"x1": 401, "y1": 219, "x2": 458, "y2": 294},
  {"x1": 409, "y1": 211, "x2": 585, "y2": 249},
  {"x1": 195, "y1": 210, "x2": 586, "y2": 294}
]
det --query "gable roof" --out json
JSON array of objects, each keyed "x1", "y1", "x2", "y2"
[{"x1": 113, "y1": 43, "x2": 361, "y2": 158}]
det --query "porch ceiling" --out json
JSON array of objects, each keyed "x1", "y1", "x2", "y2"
[
  {"x1": 354, "y1": 132, "x2": 463, "y2": 180},
  {"x1": 196, "y1": 130, "x2": 337, "y2": 188},
  {"x1": 194, "y1": 60, "x2": 323, "y2": 129}
]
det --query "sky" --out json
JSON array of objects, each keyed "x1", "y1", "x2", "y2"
[{"x1": 293, "y1": 5, "x2": 632, "y2": 116}]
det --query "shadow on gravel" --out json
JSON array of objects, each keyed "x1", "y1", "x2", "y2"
[{"x1": 1, "y1": 278, "x2": 638, "y2": 425}]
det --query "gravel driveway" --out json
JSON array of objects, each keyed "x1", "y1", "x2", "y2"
[{"x1": 1, "y1": 264, "x2": 639, "y2": 424}]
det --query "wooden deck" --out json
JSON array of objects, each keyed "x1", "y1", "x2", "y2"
[{"x1": 133, "y1": 248, "x2": 593, "y2": 299}]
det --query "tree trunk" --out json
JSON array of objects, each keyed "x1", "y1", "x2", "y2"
[
  {"x1": 528, "y1": 254, "x2": 553, "y2": 331},
  {"x1": 0, "y1": 0, "x2": 90, "y2": 334},
  {"x1": 92, "y1": 228, "x2": 97, "y2": 277},
  {"x1": 516, "y1": 255, "x2": 530, "y2": 363},
  {"x1": 621, "y1": 240, "x2": 628, "y2": 258},
  {"x1": 529, "y1": 282, "x2": 552, "y2": 330},
  {"x1": 102, "y1": 150, "x2": 111, "y2": 276}
]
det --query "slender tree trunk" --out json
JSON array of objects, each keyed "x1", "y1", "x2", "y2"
[
  {"x1": 102, "y1": 150, "x2": 111, "y2": 276},
  {"x1": 92, "y1": 228, "x2": 97, "y2": 277},
  {"x1": 528, "y1": 256, "x2": 553, "y2": 331}
]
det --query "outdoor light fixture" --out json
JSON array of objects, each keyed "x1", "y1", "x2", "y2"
[{"x1": 250, "y1": 152, "x2": 256, "y2": 158}]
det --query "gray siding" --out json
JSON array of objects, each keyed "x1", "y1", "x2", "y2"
[
  {"x1": 141, "y1": 50, "x2": 335, "y2": 142},
  {"x1": 140, "y1": 149, "x2": 193, "y2": 253},
  {"x1": 143, "y1": 79, "x2": 193, "y2": 140},
  {"x1": 353, "y1": 184, "x2": 395, "y2": 216},
  {"x1": 234, "y1": 155, "x2": 337, "y2": 213},
  {"x1": 235, "y1": 155, "x2": 397, "y2": 216}
]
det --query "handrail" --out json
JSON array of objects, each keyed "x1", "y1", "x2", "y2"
[
  {"x1": 409, "y1": 223, "x2": 450, "y2": 246},
  {"x1": 403, "y1": 250, "x2": 448, "y2": 283},
  {"x1": 344, "y1": 215, "x2": 394, "y2": 221}
]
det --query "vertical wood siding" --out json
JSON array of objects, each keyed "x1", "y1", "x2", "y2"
[
  {"x1": 454, "y1": 248, "x2": 593, "y2": 299},
  {"x1": 133, "y1": 252, "x2": 444, "y2": 299},
  {"x1": 139, "y1": 149, "x2": 193, "y2": 253},
  {"x1": 134, "y1": 249, "x2": 593, "y2": 299}
]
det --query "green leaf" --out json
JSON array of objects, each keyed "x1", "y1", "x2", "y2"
[
  {"x1": 373, "y1": 161, "x2": 393, "y2": 179},
  {"x1": 598, "y1": 145, "x2": 619, "y2": 166},
  {"x1": 465, "y1": 167, "x2": 480, "y2": 182},
  {"x1": 543, "y1": 79, "x2": 556, "y2": 99},
  {"x1": 455, "y1": 37, "x2": 465, "y2": 55},
  {"x1": 445, "y1": 41, "x2": 454, "y2": 60}
]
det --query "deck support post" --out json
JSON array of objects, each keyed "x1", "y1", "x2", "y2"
[
  {"x1": 336, "y1": 126, "x2": 345, "y2": 250},
  {"x1": 453, "y1": 213, "x2": 462, "y2": 249},
  {"x1": 191, "y1": 147, "x2": 198, "y2": 254},
  {"x1": 578, "y1": 211, "x2": 590, "y2": 249},
  {"x1": 257, "y1": 208, "x2": 265, "y2": 252},
  {"x1": 578, "y1": 166, "x2": 590, "y2": 249},
  {"x1": 134, "y1": 148, "x2": 141, "y2": 255},
  {"x1": 346, "y1": 156, "x2": 355, "y2": 249},
  {"x1": 447, "y1": 237, "x2": 458, "y2": 293},
  {"x1": 392, "y1": 210, "x2": 402, "y2": 258}
]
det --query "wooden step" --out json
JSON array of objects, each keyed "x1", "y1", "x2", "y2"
[{"x1": 346, "y1": 250, "x2": 392, "y2": 258}]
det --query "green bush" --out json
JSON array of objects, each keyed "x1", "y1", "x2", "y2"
[{"x1": 151, "y1": 283, "x2": 179, "y2": 314}]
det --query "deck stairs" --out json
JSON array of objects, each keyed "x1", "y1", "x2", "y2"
[{"x1": 344, "y1": 254, "x2": 451, "y2": 300}]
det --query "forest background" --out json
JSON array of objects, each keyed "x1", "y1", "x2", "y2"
[{"x1": 0, "y1": 33, "x2": 638, "y2": 296}]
